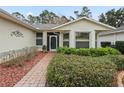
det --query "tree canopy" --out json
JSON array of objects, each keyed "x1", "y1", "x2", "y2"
[
  {"x1": 99, "y1": 7, "x2": 124, "y2": 28},
  {"x1": 74, "y1": 6, "x2": 92, "y2": 19},
  {"x1": 12, "y1": 10, "x2": 70, "y2": 25},
  {"x1": 11, "y1": 7, "x2": 93, "y2": 24},
  {"x1": 12, "y1": 6, "x2": 124, "y2": 28}
]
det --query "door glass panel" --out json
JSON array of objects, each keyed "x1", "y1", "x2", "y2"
[{"x1": 51, "y1": 37, "x2": 56, "y2": 49}]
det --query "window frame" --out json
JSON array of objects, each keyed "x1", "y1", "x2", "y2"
[
  {"x1": 63, "y1": 32, "x2": 69, "y2": 47},
  {"x1": 63, "y1": 32, "x2": 69, "y2": 41},
  {"x1": 75, "y1": 32, "x2": 90, "y2": 48},
  {"x1": 75, "y1": 32, "x2": 89, "y2": 41},
  {"x1": 36, "y1": 33, "x2": 43, "y2": 46}
]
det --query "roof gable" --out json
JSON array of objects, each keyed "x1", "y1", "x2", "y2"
[{"x1": 52, "y1": 17, "x2": 116, "y2": 30}]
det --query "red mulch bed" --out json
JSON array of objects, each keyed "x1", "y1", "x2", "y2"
[{"x1": 0, "y1": 52, "x2": 46, "y2": 87}]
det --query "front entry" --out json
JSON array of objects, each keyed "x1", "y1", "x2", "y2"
[{"x1": 49, "y1": 35, "x2": 57, "y2": 51}]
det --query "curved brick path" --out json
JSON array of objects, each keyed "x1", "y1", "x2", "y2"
[{"x1": 14, "y1": 52, "x2": 55, "y2": 87}]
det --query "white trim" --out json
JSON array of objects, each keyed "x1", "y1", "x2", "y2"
[
  {"x1": 75, "y1": 32, "x2": 90, "y2": 48},
  {"x1": 36, "y1": 32, "x2": 43, "y2": 46},
  {"x1": 52, "y1": 17, "x2": 116, "y2": 30},
  {"x1": 49, "y1": 35, "x2": 57, "y2": 51},
  {"x1": 69, "y1": 31, "x2": 75, "y2": 48},
  {"x1": 75, "y1": 32, "x2": 89, "y2": 42},
  {"x1": 36, "y1": 37, "x2": 42, "y2": 39},
  {"x1": 63, "y1": 39, "x2": 69, "y2": 41},
  {"x1": 43, "y1": 31, "x2": 47, "y2": 46},
  {"x1": 99, "y1": 30, "x2": 124, "y2": 36},
  {"x1": 89, "y1": 30, "x2": 96, "y2": 48},
  {"x1": 76, "y1": 40, "x2": 89, "y2": 42},
  {"x1": 59, "y1": 32, "x2": 63, "y2": 47}
]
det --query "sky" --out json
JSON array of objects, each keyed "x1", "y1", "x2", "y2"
[{"x1": 0, "y1": 6, "x2": 122, "y2": 20}]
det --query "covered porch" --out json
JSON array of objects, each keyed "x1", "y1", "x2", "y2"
[
  {"x1": 36, "y1": 30, "x2": 98, "y2": 51},
  {"x1": 35, "y1": 17, "x2": 116, "y2": 51}
]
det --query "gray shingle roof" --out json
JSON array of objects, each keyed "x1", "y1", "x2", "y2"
[
  {"x1": 114, "y1": 25, "x2": 124, "y2": 31},
  {"x1": 32, "y1": 24, "x2": 60, "y2": 30}
]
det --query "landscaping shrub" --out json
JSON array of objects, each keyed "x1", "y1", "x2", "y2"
[
  {"x1": 101, "y1": 42, "x2": 111, "y2": 48},
  {"x1": 108, "y1": 55, "x2": 124, "y2": 71},
  {"x1": 47, "y1": 54, "x2": 117, "y2": 87},
  {"x1": 1, "y1": 47, "x2": 37, "y2": 67},
  {"x1": 57, "y1": 47, "x2": 120, "y2": 57},
  {"x1": 115, "y1": 41, "x2": 124, "y2": 54},
  {"x1": 2, "y1": 56, "x2": 25, "y2": 67}
]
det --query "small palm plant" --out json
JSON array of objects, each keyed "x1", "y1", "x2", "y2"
[{"x1": 42, "y1": 45, "x2": 47, "y2": 53}]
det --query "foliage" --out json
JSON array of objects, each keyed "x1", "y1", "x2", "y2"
[
  {"x1": 101, "y1": 42, "x2": 111, "y2": 48},
  {"x1": 99, "y1": 7, "x2": 124, "y2": 27},
  {"x1": 108, "y1": 55, "x2": 124, "y2": 71},
  {"x1": 47, "y1": 54, "x2": 117, "y2": 87},
  {"x1": 1, "y1": 47, "x2": 37, "y2": 67},
  {"x1": 57, "y1": 47, "x2": 121, "y2": 57},
  {"x1": 74, "y1": 6, "x2": 92, "y2": 18},
  {"x1": 115, "y1": 41, "x2": 124, "y2": 54},
  {"x1": 12, "y1": 12, "x2": 25, "y2": 21},
  {"x1": 42, "y1": 45, "x2": 47, "y2": 53},
  {"x1": 12, "y1": 10, "x2": 70, "y2": 24},
  {"x1": 12, "y1": 12, "x2": 29, "y2": 23},
  {"x1": 12, "y1": 6, "x2": 93, "y2": 24}
]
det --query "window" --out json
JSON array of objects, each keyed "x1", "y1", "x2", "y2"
[
  {"x1": 95, "y1": 33, "x2": 97, "y2": 48},
  {"x1": 63, "y1": 33, "x2": 69, "y2": 47},
  {"x1": 63, "y1": 41, "x2": 69, "y2": 47},
  {"x1": 75, "y1": 32, "x2": 89, "y2": 48},
  {"x1": 63, "y1": 33, "x2": 69, "y2": 40},
  {"x1": 76, "y1": 32, "x2": 89, "y2": 40},
  {"x1": 76, "y1": 41, "x2": 89, "y2": 48},
  {"x1": 101, "y1": 42, "x2": 111, "y2": 48},
  {"x1": 36, "y1": 33, "x2": 42, "y2": 45}
]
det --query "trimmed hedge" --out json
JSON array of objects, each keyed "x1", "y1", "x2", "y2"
[
  {"x1": 101, "y1": 42, "x2": 111, "y2": 48},
  {"x1": 115, "y1": 41, "x2": 124, "y2": 54},
  {"x1": 57, "y1": 47, "x2": 120, "y2": 57},
  {"x1": 108, "y1": 55, "x2": 124, "y2": 71},
  {"x1": 47, "y1": 54, "x2": 117, "y2": 87}
]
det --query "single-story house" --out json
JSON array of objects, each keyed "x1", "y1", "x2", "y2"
[
  {"x1": 99, "y1": 26, "x2": 124, "y2": 45},
  {"x1": 0, "y1": 8, "x2": 116, "y2": 53}
]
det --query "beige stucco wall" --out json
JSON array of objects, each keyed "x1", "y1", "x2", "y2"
[
  {"x1": 98, "y1": 32, "x2": 124, "y2": 47},
  {"x1": 0, "y1": 17, "x2": 36, "y2": 53}
]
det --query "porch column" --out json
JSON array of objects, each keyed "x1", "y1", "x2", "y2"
[
  {"x1": 43, "y1": 31, "x2": 47, "y2": 46},
  {"x1": 59, "y1": 32, "x2": 63, "y2": 47},
  {"x1": 69, "y1": 31, "x2": 75, "y2": 48},
  {"x1": 97, "y1": 32, "x2": 101, "y2": 48},
  {"x1": 89, "y1": 30, "x2": 95, "y2": 48}
]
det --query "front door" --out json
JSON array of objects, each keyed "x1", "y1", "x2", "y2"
[{"x1": 49, "y1": 35, "x2": 57, "y2": 51}]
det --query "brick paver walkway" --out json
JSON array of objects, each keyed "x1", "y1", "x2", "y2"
[
  {"x1": 14, "y1": 52, "x2": 55, "y2": 87},
  {"x1": 117, "y1": 71, "x2": 124, "y2": 87}
]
